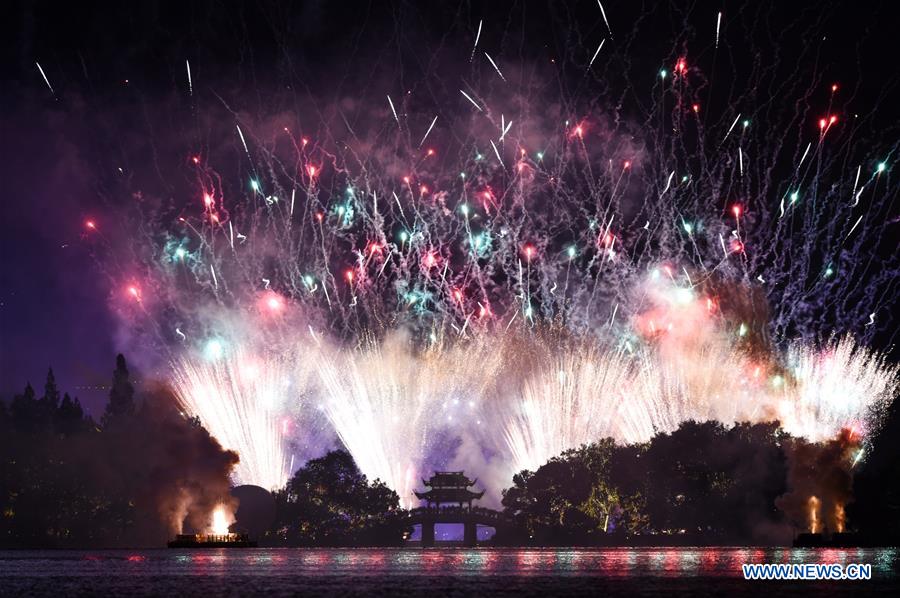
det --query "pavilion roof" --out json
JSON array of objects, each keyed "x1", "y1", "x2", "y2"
[{"x1": 422, "y1": 471, "x2": 477, "y2": 488}]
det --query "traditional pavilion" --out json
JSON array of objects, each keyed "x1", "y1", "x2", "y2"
[
  {"x1": 414, "y1": 471, "x2": 484, "y2": 509},
  {"x1": 408, "y1": 472, "x2": 512, "y2": 546}
]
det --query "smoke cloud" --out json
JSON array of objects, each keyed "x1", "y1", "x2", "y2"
[
  {"x1": 79, "y1": 382, "x2": 240, "y2": 544},
  {"x1": 776, "y1": 428, "x2": 859, "y2": 534}
]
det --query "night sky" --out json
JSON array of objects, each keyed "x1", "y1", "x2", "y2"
[{"x1": 2, "y1": 0, "x2": 898, "y2": 417}]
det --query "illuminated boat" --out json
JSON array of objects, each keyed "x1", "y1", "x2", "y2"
[{"x1": 167, "y1": 532, "x2": 257, "y2": 548}]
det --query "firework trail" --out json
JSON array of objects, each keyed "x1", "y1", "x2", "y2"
[
  {"x1": 35, "y1": 62, "x2": 55, "y2": 97},
  {"x1": 498, "y1": 343, "x2": 632, "y2": 472},
  {"x1": 315, "y1": 332, "x2": 499, "y2": 505},
  {"x1": 169, "y1": 341, "x2": 317, "y2": 490}
]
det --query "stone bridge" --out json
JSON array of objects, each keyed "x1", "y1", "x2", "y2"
[{"x1": 404, "y1": 506, "x2": 513, "y2": 547}]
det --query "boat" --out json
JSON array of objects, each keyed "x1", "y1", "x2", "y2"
[{"x1": 167, "y1": 532, "x2": 257, "y2": 548}]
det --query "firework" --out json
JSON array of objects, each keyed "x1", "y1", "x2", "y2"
[
  {"x1": 82, "y1": 5, "x2": 898, "y2": 495},
  {"x1": 498, "y1": 343, "x2": 632, "y2": 472},
  {"x1": 315, "y1": 332, "x2": 499, "y2": 506},
  {"x1": 169, "y1": 341, "x2": 316, "y2": 490},
  {"x1": 781, "y1": 337, "x2": 899, "y2": 441}
]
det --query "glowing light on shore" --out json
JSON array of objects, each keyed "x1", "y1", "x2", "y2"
[{"x1": 210, "y1": 505, "x2": 232, "y2": 535}]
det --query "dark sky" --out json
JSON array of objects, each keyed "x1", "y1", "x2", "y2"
[{"x1": 2, "y1": 0, "x2": 897, "y2": 415}]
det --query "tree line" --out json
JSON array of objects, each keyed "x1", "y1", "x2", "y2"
[
  {"x1": 497, "y1": 421, "x2": 792, "y2": 545},
  {"x1": 3, "y1": 355, "x2": 899, "y2": 547},
  {"x1": 0, "y1": 356, "x2": 236, "y2": 548}
]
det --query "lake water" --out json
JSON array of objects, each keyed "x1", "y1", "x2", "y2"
[{"x1": 1, "y1": 547, "x2": 897, "y2": 596}]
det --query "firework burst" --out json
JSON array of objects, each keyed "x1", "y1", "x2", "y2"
[{"x1": 77, "y1": 4, "x2": 899, "y2": 493}]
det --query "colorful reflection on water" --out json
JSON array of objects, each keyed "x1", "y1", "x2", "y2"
[{"x1": 2, "y1": 547, "x2": 888, "y2": 579}]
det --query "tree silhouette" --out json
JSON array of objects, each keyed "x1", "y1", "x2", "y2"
[
  {"x1": 10, "y1": 383, "x2": 42, "y2": 433},
  {"x1": 56, "y1": 393, "x2": 85, "y2": 436},
  {"x1": 272, "y1": 450, "x2": 408, "y2": 546},
  {"x1": 102, "y1": 354, "x2": 135, "y2": 426},
  {"x1": 42, "y1": 368, "x2": 60, "y2": 410},
  {"x1": 1, "y1": 355, "x2": 238, "y2": 548},
  {"x1": 500, "y1": 421, "x2": 793, "y2": 545}
]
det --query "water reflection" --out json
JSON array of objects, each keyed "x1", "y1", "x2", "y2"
[{"x1": 2, "y1": 547, "x2": 898, "y2": 580}]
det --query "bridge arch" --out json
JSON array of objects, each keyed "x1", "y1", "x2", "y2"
[{"x1": 404, "y1": 506, "x2": 513, "y2": 547}]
